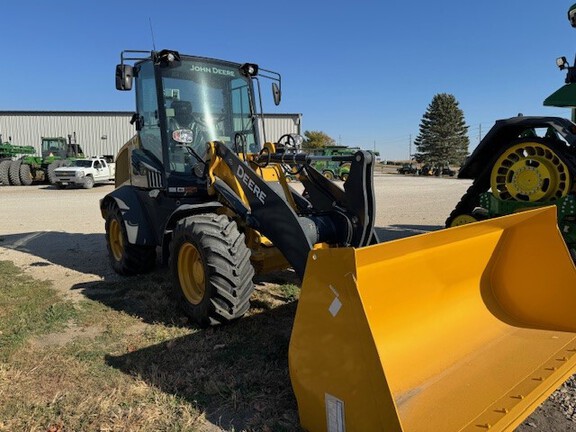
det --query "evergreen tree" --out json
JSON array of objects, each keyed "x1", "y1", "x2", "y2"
[
  {"x1": 302, "y1": 130, "x2": 336, "y2": 149},
  {"x1": 414, "y1": 93, "x2": 469, "y2": 165}
]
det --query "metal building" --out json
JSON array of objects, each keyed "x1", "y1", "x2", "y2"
[{"x1": 0, "y1": 111, "x2": 302, "y2": 157}]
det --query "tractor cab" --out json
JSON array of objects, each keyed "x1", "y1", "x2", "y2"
[
  {"x1": 115, "y1": 50, "x2": 281, "y2": 191},
  {"x1": 41, "y1": 136, "x2": 84, "y2": 160}
]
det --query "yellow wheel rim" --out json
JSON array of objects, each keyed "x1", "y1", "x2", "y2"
[
  {"x1": 177, "y1": 242, "x2": 206, "y2": 305},
  {"x1": 490, "y1": 142, "x2": 570, "y2": 202},
  {"x1": 450, "y1": 214, "x2": 478, "y2": 227},
  {"x1": 109, "y1": 219, "x2": 124, "y2": 261}
]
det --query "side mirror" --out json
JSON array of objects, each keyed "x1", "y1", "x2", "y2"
[
  {"x1": 116, "y1": 64, "x2": 133, "y2": 91},
  {"x1": 272, "y1": 82, "x2": 281, "y2": 106}
]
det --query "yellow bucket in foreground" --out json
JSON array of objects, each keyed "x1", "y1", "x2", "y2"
[{"x1": 289, "y1": 206, "x2": 576, "y2": 432}]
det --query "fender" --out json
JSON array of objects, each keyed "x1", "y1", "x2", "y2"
[{"x1": 100, "y1": 185, "x2": 158, "y2": 247}]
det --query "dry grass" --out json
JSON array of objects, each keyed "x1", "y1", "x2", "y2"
[{"x1": 0, "y1": 261, "x2": 302, "y2": 431}]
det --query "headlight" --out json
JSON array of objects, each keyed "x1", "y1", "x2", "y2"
[{"x1": 77, "y1": 171, "x2": 85, "y2": 177}]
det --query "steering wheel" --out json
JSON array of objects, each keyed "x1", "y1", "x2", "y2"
[{"x1": 276, "y1": 134, "x2": 303, "y2": 151}]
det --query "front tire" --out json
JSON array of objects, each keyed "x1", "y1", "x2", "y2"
[
  {"x1": 322, "y1": 170, "x2": 335, "y2": 180},
  {"x1": 104, "y1": 203, "x2": 156, "y2": 275},
  {"x1": 169, "y1": 213, "x2": 255, "y2": 327},
  {"x1": 83, "y1": 176, "x2": 95, "y2": 189}
]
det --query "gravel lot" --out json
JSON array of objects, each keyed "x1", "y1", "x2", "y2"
[{"x1": 1, "y1": 175, "x2": 575, "y2": 431}]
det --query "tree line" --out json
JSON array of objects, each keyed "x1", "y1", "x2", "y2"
[{"x1": 301, "y1": 93, "x2": 470, "y2": 165}]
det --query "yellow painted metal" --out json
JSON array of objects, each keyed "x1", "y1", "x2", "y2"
[
  {"x1": 108, "y1": 218, "x2": 124, "y2": 262},
  {"x1": 490, "y1": 141, "x2": 571, "y2": 202},
  {"x1": 289, "y1": 206, "x2": 576, "y2": 432},
  {"x1": 206, "y1": 142, "x2": 299, "y2": 273},
  {"x1": 449, "y1": 213, "x2": 478, "y2": 227},
  {"x1": 115, "y1": 134, "x2": 140, "y2": 187},
  {"x1": 177, "y1": 242, "x2": 206, "y2": 305}
]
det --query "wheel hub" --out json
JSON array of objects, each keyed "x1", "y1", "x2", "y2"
[
  {"x1": 449, "y1": 214, "x2": 478, "y2": 227},
  {"x1": 510, "y1": 165, "x2": 542, "y2": 196},
  {"x1": 490, "y1": 141, "x2": 571, "y2": 202},
  {"x1": 178, "y1": 242, "x2": 205, "y2": 305},
  {"x1": 109, "y1": 219, "x2": 124, "y2": 261}
]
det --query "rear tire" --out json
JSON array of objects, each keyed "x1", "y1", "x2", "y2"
[
  {"x1": 0, "y1": 160, "x2": 11, "y2": 185},
  {"x1": 104, "y1": 203, "x2": 156, "y2": 275},
  {"x1": 9, "y1": 160, "x2": 22, "y2": 186},
  {"x1": 47, "y1": 161, "x2": 63, "y2": 185},
  {"x1": 169, "y1": 213, "x2": 255, "y2": 327},
  {"x1": 19, "y1": 164, "x2": 33, "y2": 185}
]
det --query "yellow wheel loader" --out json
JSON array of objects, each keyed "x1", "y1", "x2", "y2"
[{"x1": 102, "y1": 49, "x2": 576, "y2": 431}]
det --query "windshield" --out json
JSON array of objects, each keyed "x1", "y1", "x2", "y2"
[
  {"x1": 72, "y1": 160, "x2": 93, "y2": 168},
  {"x1": 160, "y1": 58, "x2": 258, "y2": 152},
  {"x1": 42, "y1": 139, "x2": 64, "y2": 153}
]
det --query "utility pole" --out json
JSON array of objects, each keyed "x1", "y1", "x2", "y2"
[
  {"x1": 409, "y1": 134, "x2": 412, "y2": 160},
  {"x1": 478, "y1": 124, "x2": 482, "y2": 143}
]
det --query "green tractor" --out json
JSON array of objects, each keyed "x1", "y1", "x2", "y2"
[
  {"x1": 306, "y1": 146, "x2": 360, "y2": 181},
  {"x1": 445, "y1": 4, "x2": 576, "y2": 257},
  {"x1": 0, "y1": 134, "x2": 84, "y2": 186}
]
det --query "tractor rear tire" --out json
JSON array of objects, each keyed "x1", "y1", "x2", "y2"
[
  {"x1": 104, "y1": 203, "x2": 156, "y2": 275},
  {"x1": 47, "y1": 161, "x2": 63, "y2": 185},
  {"x1": 9, "y1": 160, "x2": 22, "y2": 186},
  {"x1": 19, "y1": 163, "x2": 33, "y2": 186},
  {"x1": 169, "y1": 213, "x2": 255, "y2": 328},
  {"x1": 0, "y1": 160, "x2": 11, "y2": 185}
]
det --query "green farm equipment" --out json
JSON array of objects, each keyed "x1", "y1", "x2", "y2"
[
  {"x1": 0, "y1": 136, "x2": 36, "y2": 185},
  {"x1": 306, "y1": 146, "x2": 359, "y2": 180},
  {"x1": 446, "y1": 4, "x2": 576, "y2": 260},
  {"x1": 0, "y1": 134, "x2": 84, "y2": 186}
]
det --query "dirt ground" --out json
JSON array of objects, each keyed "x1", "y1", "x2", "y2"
[{"x1": 1, "y1": 176, "x2": 575, "y2": 431}]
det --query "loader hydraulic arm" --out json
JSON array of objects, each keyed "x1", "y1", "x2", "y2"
[{"x1": 209, "y1": 142, "x2": 378, "y2": 278}]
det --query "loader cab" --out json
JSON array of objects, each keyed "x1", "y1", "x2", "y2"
[{"x1": 117, "y1": 50, "x2": 275, "y2": 192}]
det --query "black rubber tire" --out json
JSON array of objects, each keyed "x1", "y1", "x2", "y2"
[
  {"x1": 47, "y1": 160, "x2": 63, "y2": 185},
  {"x1": 9, "y1": 160, "x2": 22, "y2": 186},
  {"x1": 19, "y1": 163, "x2": 33, "y2": 186},
  {"x1": 169, "y1": 213, "x2": 255, "y2": 327},
  {"x1": 83, "y1": 176, "x2": 95, "y2": 189},
  {"x1": 0, "y1": 160, "x2": 11, "y2": 185},
  {"x1": 104, "y1": 203, "x2": 156, "y2": 275}
]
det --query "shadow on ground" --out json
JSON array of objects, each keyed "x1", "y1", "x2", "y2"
[
  {"x1": 105, "y1": 296, "x2": 302, "y2": 431},
  {"x1": 0, "y1": 231, "x2": 114, "y2": 278}
]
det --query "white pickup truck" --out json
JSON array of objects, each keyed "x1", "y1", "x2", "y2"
[{"x1": 54, "y1": 158, "x2": 115, "y2": 189}]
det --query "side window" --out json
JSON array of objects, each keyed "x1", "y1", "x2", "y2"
[
  {"x1": 136, "y1": 62, "x2": 162, "y2": 163},
  {"x1": 231, "y1": 79, "x2": 257, "y2": 152}
]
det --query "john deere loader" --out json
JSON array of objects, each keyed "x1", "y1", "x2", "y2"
[{"x1": 101, "y1": 49, "x2": 576, "y2": 431}]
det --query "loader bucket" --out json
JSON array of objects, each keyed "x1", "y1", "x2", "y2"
[{"x1": 289, "y1": 206, "x2": 576, "y2": 432}]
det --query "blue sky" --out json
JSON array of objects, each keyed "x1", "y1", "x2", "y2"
[{"x1": 2, "y1": 1, "x2": 576, "y2": 159}]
